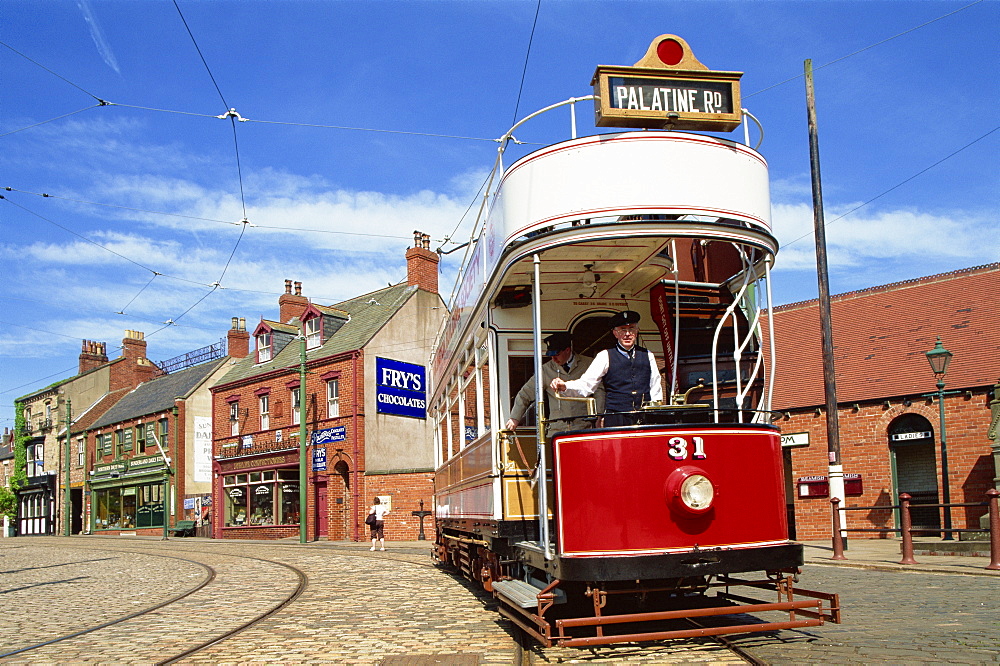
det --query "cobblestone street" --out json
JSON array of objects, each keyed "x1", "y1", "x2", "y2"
[{"x1": 1, "y1": 536, "x2": 997, "y2": 664}]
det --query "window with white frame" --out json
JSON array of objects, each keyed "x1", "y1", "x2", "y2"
[
  {"x1": 305, "y1": 317, "x2": 321, "y2": 349},
  {"x1": 327, "y1": 380, "x2": 339, "y2": 418},
  {"x1": 77, "y1": 437, "x2": 85, "y2": 467},
  {"x1": 230, "y1": 402, "x2": 240, "y2": 436},
  {"x1": 291, "y1": 388, "x2": 301, "y2": 425},
  {"x1": 257, "y1": 332, "x2": 272, "y2": 363},
  {"x1": 259, "y1": 394, "x2": 270, "y2": 430}
]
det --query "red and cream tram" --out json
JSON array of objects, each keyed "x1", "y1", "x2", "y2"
[{"x1": 429, "y1": 35, "x2": 840, "y2": 648}]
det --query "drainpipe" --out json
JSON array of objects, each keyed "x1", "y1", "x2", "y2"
[{"x1": 352, "y1": 350, "x2": 361, "y2": 542}]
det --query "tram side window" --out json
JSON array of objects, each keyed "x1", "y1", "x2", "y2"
[
  {"x1": 507, "y1": 356, "x2": 536, "y2": 427},
  {"x1": 449, "y1": 386, "x2": 461, "y2": 458},
  {"x1": 480, "y1": 359, "x2": 492, "y2": 431},
  {"x1": 463, "y1": 361, "x2": 478, "y2": 444}
]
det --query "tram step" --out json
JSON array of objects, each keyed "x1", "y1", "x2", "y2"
[{"x1": 493, "y1": 580, "x2": 566, "y2": 609}]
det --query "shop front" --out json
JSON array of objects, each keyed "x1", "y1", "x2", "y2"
[
  {"x1": 215, "y1": 451, "x2": 301, "y2": 539},
  {"x1": 89, "y1": 455, "x2": 171, "y2": 535},
  {"x1": 17, "y1": 474, "x2": 56, "y2": 536}
]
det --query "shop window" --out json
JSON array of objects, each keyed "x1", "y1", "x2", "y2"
[
  {"x1": 259, "y1": 394, "x2": 270, "y2": 430},
  {"x1": 223, "y1": 470, "x2": 299, "y2": 528},
  {"x1": 92, "y1": 482, "x2": 163, "y2": 530},
  {"x1": 291, "y1": 388, "x2": 301, "y2": 425},
  {"x1": 327, "y1": 380, "x2": 339, "y2": 418}
]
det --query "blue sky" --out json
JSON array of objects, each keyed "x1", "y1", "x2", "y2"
[{"x1": 2, "y1": 0, "x2": 998, "y2": 428}]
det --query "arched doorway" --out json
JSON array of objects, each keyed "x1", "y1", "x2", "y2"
[
  {"x1": 332, "y1": 459, "x2": 352, "y2": 540},
  {"x1": 888, "y1": 414, "x2": 940, "y2": 532}
]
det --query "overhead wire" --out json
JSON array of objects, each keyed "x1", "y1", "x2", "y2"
[
  {"x1": 745, "y1": 0, "x2": 984, "y2": 99},
  {"x1": 781, "y1": 125, "x2": 1000, "y2": 248},
  {"x1": 510, "y1": 0, "x2": 542, "y2": 126},
  {"x1": 0, "y1": 104, "x2": 106, "y2": 139}
]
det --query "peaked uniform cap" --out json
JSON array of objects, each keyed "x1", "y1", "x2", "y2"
[
  {"x1": 609, "y1": 310, "x2": 641, "y2": 329},
  {"x1": 543, "y1": 332, "x2": 573, "y2": 355}
]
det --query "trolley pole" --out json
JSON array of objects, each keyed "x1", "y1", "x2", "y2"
[{"x1": 805, "y1": 60, "x2": 846, "y2": 547}]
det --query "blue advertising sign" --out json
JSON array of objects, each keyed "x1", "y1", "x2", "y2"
[
  {"x1": 376, "y1": 357, "x2": 427, "y2": 419},
  {"x1": 310, "y1": 426, "x2": 346, "y2": 445},
  {"x1": 312, "y1": 448, "x2": 327, "y2": 472}
]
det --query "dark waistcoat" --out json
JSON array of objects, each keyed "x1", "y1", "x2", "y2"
[{"x1": 604, "y1": 345, "x2": 651, "y2": 413}]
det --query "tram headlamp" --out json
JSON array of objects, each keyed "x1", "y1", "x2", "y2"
[
  {"x1": 680, "y1": 474, "x2": 714, "y2": 511},
  {"x1": 666, "y1": 466, "x2": 715, "y2": 515}
]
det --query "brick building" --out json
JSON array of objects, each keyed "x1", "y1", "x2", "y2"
[
  {"x1": 84, "y1": 354, "x2": 232, "y2": 536},
  {"x1": 770, "y1": 264, "x2": 1000, "y2": 540},
  {"x1": 209, "y1": 233, "x2": 445, "y2": 541},
  {"x1": 13, "y1": 331, "x2": 158, "y2": 535}
]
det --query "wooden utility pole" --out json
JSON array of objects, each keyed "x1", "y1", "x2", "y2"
[{"x1": 804, "y1": 59, "x2": 846, "y2": 545}]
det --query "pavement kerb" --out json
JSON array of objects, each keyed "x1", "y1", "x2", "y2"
[{"x1": 67, "y1": 534, "x2": 999, "y2": 576}]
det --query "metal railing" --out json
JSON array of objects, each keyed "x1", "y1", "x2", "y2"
[
  {"x1": 216, "y1": 435, "x2": 296, "y2": 460},
  {"x1": 829, "y1": 490, "x2": 1000, "y2": 570}
]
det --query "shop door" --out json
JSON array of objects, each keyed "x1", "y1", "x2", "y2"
[{"x1": 316, "y1": 481, "x2": 328, "y2": 538}]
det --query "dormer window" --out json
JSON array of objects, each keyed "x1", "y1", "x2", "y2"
[
  {"x1": 305, "y1": 317, "x2": 321, "y2": 349},
  {"x1": 257, "y1": 332, "x2": 273, "y2": 363}
]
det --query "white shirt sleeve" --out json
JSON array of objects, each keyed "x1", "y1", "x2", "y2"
[
  {"x1": 562, "y1": 350, "x2": 610, "y2": 397},
  {"x1": 647, "y1": 351, "x2": 662, "y2": 402}
]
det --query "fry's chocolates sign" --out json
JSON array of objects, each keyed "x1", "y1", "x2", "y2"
[{"x1": 376, "y1": 357, "x2": 427, "y2": 419}]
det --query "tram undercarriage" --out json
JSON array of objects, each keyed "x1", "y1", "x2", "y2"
[{"x1": 434, "y1": 522, "x2": 840, "y2": 648}]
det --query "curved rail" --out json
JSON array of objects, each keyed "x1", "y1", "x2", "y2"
[
  {"x1": 0, "y1": 551, "x2": 216, "y2": 660},
  {"x1": 0, "y1": 542, "x2": 308, "y2": 664}
]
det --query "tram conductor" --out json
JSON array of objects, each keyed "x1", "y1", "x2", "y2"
[
  {"x1": 550, "y1": 311, "x2": 662, "y2": 427},
  {"x1": 505, "y1": 332, "x2": 602, "y2": 436}
]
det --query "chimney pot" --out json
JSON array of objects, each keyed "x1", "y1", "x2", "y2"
[
  {"x1": 294, "y1": 281, "x2": 302, "y2": 296},
  {"x1": 284, "y1": 279, "x2": 292, "y2": 294}
]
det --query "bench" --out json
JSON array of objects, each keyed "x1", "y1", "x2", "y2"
[{"x1": 167, "y1": 520, "x2": 197, "y2": 537}]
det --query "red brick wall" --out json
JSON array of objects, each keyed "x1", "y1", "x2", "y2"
[
  {"x1": 361, "y1": 471, "x2": 436, "y2": 541},
  {"x1": 784, "y1": 390, "x2": 995, "y2": 540}
]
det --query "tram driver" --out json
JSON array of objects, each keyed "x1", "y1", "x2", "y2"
[
  {"x1": 505, "y1": 332, "x2": 603, "y2": 436},
  {"x1": 550, "y1": 311, "x2": 662, "y2": 427}
]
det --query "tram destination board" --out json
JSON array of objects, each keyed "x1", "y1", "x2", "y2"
[{"x1": 592, "y1": 65, "x2": 742, "y2": 131}]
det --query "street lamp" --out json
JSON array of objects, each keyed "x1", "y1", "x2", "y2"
[{"x1": 925, "y1": 337, "x2": 953, "y2": 540}]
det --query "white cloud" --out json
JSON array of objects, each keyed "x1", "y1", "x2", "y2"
[{"x1": 770, "y1": 202, "x2": 994, "y2": 272}]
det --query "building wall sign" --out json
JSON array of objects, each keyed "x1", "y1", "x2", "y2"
[
  {"x1": 311, "y1": 426, "x2": 346, "y2": 445},
  {"x1": 313, "y1": 447, "x2": 327, "y2": 472},
  {"x1": 194, "y1": 416, "x2": 212, "y2": 483},
  {"x1": 781, "y1": 432, "x2": 810, "y2": 448},
  {"x1": 891, "y1": 431, "x2": 932, "y2": 441},
  {"x1": 376, "y1": 357, "x2": 427, "y2": 419}
]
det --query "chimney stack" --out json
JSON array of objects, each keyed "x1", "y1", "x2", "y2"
[
  {"x1": 227, "y1": 316, "x2": 250, "y2": 359},
  {"x1": 405, "y1": 230, "x2": 439, "y2": 294},
  {"x1": 279, "y1": 279, "x2": 310, "y2": 323},
  {"x1": 78, "y1": 339, "x2": 109, "y2": 374}
]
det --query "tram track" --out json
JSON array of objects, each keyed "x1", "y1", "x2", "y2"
[{"x1": 0, "y1": 540, "x2": 307, "y2": 664}]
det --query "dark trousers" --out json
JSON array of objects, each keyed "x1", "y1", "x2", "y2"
[{"x1": 603, "y1": 412, "x2": 642, "y2": 427}]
